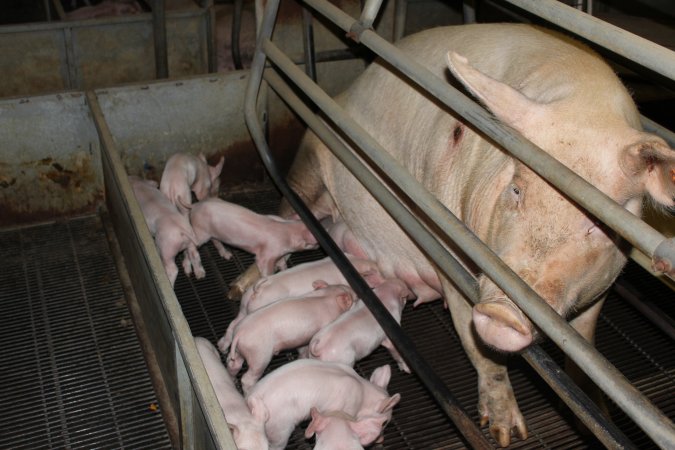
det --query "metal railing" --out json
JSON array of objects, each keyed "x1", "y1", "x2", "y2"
[{"x1": 244, "y1": 0, "x2": 675, "y2": 448}]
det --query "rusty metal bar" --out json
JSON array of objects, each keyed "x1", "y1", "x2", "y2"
[{"x1": 153, "y1": 0, "x2": 169, "y2": 78}]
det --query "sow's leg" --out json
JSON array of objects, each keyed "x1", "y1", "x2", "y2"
[
  {"x1": 228, "y1": 132, "x2": 329, "y2": 300},
  {"x1": 442, "y1": 279, "x2": 527, "y2": 447}
]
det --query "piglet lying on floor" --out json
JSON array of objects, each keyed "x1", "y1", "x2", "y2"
[
  {"x1": 159, "y1": 152, "x2": 224, "y2": 215},
  {"x1": 308, "y1": 278, "x2": 412, "y2": 373},
  {"x1": 227, "y1": 281, "x2": 355, "y2": 393},
  {"x1": 217, "y1": 255, "x2": 383, "y2": 352},
  {"x1": 246, "y1": 359, "x2": 400, "y2": 450},
  {"x1": 194, "y1": 337, "x2": 269, "y2": 450},
  {"x1": 129, "y1": 176, "x2": 198, "y2": 287},
  {"x1": 185, "y1": 197, "x2": 318, "y2": 279}
]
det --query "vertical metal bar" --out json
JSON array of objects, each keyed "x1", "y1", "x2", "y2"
[
  {"x1": 177, "y1": 342, "x2": 195, "y2": 450},
  {"x1": 359, "y1": 0, "x2": 384, "y2": 28},
  {"x1": 463, "y1": 0, "x2": 477, "y2": 23},
  {"x1": 232, "y1": 0, "x2": 244, "y2": 70},
  {"x1": 393, "y1": 0, "x2": 407, "y2": 41},
  {"x1": 301, "y1": 8, "x2": 317, "y2": 81},
  {"x1": 153, "y1": 0, "x2": 169, "y2": 79},
  {"x1": 204, "y1": 0, "x2": 217, "y2": 73},
  {"x1": 63, "y1": 27, "x2": 78, "y2": 89},
  {"x1": 246, "y1": 4, "x2": 493, "y2": 450}
]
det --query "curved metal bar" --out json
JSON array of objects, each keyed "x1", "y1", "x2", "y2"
[{"x1": 231, "y1": 0, "x2": 243, "y2": 70}]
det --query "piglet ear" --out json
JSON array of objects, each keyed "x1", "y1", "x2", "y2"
[
  {"x1": 377, "y1": 393, "x2": 401, "y2": 414},
  {"x1": 210, "y1": 156, "x2": 225, "y2": 181},
  {"x1": 312, "y1": 280, "x2": 328, "y2": 290},
  {"x1": 621, "y1": 137, "x2": 675, "y2": 207},
  {"x1": 369, "y1": 364, "x2": 392, "y2": 389},
  {"x1": 198, "y1": 152, "x2": 207, "y2": 163},
  {"x1": 247, "y1": 396, "x2": 269, "y2": 423},
  {"x1": 304, "y1": 407, "x2": 325, "y2": 438},
  {"x1": 336, "y1": 291, "x2": 354, "y2": 311},
  {"x1": 351, "y1": 415, "x2": 388, "y2": 446},
  {"x1": 227, "y1": 423, "x2": 240, "y2": 440},
  {"x1": 446, "y1": 51, "x2": 547, "y2": 133}
]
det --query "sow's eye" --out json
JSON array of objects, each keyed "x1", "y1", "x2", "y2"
[{"x1": 509, "y1": 183, "x2": 522, "y2": 206}]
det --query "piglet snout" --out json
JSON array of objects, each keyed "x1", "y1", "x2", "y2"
[{"x1": 472, "y1": 300, "x2": 533, "y2": 352}]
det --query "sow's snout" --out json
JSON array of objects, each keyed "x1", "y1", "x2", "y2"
[{"x1": 472, "y1": 300, "x2": 534, "y2": 352}]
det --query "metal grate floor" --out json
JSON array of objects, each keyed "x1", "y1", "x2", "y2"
[
  {"x1": 0, "y1": 215, "x2": 172, "y2": 450},
  {"x1": 174, "y1": 185, "x2": 674, "y2": 449}
]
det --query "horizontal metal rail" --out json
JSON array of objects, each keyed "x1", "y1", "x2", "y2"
[{"x1": 251, "y1": 1, "x2": 675, "y2": 448}]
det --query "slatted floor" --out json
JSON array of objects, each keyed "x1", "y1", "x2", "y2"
[
  {"x1": 174, "y1": 186, "x2": 674, "y2": 449},
  {"x1": 0, "y1": 216, "x2": 172, "y2": 450}
]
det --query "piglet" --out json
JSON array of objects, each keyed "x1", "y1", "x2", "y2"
[
  {"x1": 246, "y1": 360, "x2": 400, "y2": 450},
  {"x1": 129, "y1": 176, "x2": 198, "y2": 287},
  {"x1": 308, "y1": 278, "x2": 412, "y2": 372},
  {"x1": 194, "y1": 337, "x2": 269, "y2": 450},
  {"x1": 159, "y1": 152, "x2": 224, "y2": 215},
  {"x1": 217, "y1": 255, "x2": 383, "y2": 352},
  {"x1": 185, "y1": 197, "x2": 318, "y2": 279},
  {"x1": 305, "y1": 407, "x2": 389, "y2": 450},
  {"x1": 227, "y1": 281, "x2": 355, "y2": 393}
]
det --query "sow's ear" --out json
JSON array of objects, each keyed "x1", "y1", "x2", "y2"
[
  {"x1": 621, "y1": 137, "x2": 675, "y2": 207},
  {"x1": 446, "y1": 51, "x2": 546, "y2": 132}
]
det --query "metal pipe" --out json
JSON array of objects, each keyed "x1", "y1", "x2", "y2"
[
  {"x1": 641, "y1": 115, "x2": 675, "y2": 148},
  {"x1": 393, "y1": 0, "x2": 406, "y2": 41},
  {"x1": 264, "y1": 67, "x2": 635, "y2": 450},
  {"x1": 501, "y1": 0, "x2": 675, "y2": 82},
  {"x1": 267, "y1": 1, "x2": 675, "y2": 446},
  {"x1": 245, "y1": 4, "x2": 492, "y2": 449},
  {"x1": 303, "y1": 0, "x2": 675, "y2": 278},
  {"x1": 463, "y1": 0, "x2": 477, "y2": 23},
  {"x1": 152, "y1": 0, "x2": 169, "y2": 79},
  {"x1": 232, "y1": 0, "x2": 244, "y2": 70},
  {"x1": 359, "y1": 0, "x2": 384, "y2": 29},
  {"x1": 301, "y1": 7, "x2": 317, "y2": 81}
]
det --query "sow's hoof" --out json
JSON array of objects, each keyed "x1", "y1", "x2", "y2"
[{"x1": 227, "y1": 264, "x2": 262, "y2": 300}]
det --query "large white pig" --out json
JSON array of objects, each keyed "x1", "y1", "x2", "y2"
[
  {"x1": 129, "y1": 176, "x2": 199, "y2": 287},
  {"x1": 194, "y1": 337, "x2": 269, "y2": 450},
  {"x1": 246, "y1": 360, "x2": 400, "y2": 450},
  {"x1": 235, "y1": 23, "x2": 675, "y2": 446},
  {"x1": 159, "y1": 152, "x2": 224, "y2": 215}
]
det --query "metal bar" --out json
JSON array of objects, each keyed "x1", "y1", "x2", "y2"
[
  {"x1": 463, "y1": 0, "x2": 477, "y2": 23},
  {"x1": 301, "y1": 7, "x2": 317, "y2": 81},
  {"x1": 500, "y1": 0, "x2": 675, "y2": 81},
  {"x1": 205, "y1": 0, "x2": 217, "y2": 73},
  {"x1": 303, "y1": 0, "x2": 675, "y2": 277},
  {"x1": 641, "y1": 115, "x2": 675, "y2": 149},
  {"x1": 232, "y1": 0, "x2": 244, "y2": 70},
  {"x1": 153, "y1": 0, "x2": 169, "y2": 78},
  {"x1": 63, "y1": 27, "x2": 78, "y2": 90},
  {"x1": 177, "y1": 343, "x2": 196, "y2": 450},
  {"x1": 269, "y1": 2, "x2": 675, "y2": 446},
  {"x1": 359, "y1": 0, "x2": 384, "y2": 29},
  {"x1": 393, "y1": 0, "x2": 406, "y2": 41},
  {"x1": 246, "y1": 4, "x2": 492, "y2": 449},
  {"x1": 264, "y1": 67, "x2": 635, "y2": 450}
]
